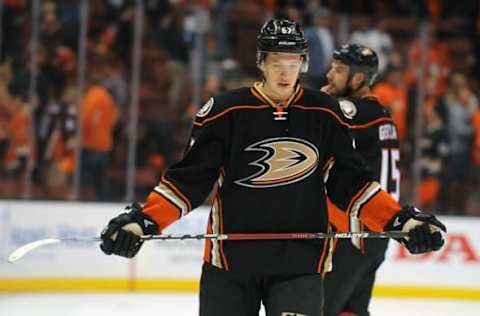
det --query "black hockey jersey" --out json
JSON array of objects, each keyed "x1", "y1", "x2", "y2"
[
  {"x1": 328, "y1": 96, "x2": 400, "y2": 250},
  {"x1": 142, "y1": 83, "x2": 401, "y2": 275},
  {"x1": 344, "y1": 96, "x2": 400, "y2": 201}
]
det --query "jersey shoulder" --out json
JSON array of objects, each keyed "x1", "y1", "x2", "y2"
[
  {"x1": 194, "y1": 87, "x2": 259, "y2": 124},
  {"x1": 347, "y1": 97, "x2": 400, "y2": 144},
  {"x1": 298, "y1": 88, "x2": 349, "y2": 125},
  {"x1": 342, "y1": 96, "x2": 395, "y2": 127}
]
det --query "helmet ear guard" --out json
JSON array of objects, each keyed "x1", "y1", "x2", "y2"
[{"x1": 256, "y1": 19, "x2": 309, "y2": 73}]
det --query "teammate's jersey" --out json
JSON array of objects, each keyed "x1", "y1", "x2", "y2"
[
  {"x1": 328, "y1": 96, "x2": 400, "y2": 250},
  {"x1": 142, "y1": 83, "x2": 401, "y2": 275},
  {"x1": 345, "y1": 96, "x2": 400, "y2": 201}
]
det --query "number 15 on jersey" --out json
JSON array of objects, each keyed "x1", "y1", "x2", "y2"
[{"x1": 380, "y1": 148, "x2": 400, "y2": 202}]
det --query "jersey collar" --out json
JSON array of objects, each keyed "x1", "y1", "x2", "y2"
[{"x1": 251, "y1": 81, "x2": 304, "y2": 108}]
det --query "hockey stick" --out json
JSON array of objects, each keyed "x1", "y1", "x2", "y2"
[{"x1": 7, "y1": 231, "x2": 408, "y2": 263}]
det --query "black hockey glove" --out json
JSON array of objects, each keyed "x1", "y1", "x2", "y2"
[
  {"x1": 385, "y1": 205, "x2": 446, "y2": 254},
  {"x1": 100, "y1": 202, "x2": 158, "y2": 258}
]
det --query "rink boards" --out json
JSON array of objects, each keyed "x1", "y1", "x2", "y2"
[{"x1": 0, "y1": 200, "x2": 479, "y2": 299}]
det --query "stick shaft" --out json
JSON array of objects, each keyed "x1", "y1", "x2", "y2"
[
  {"x1": 8, "y1": 231, "x2": 407, "y2": 263},
  {"x1": 47, "y1": 232, "x2": 409, "y2": 242},
  {"x1": 141, "y1": 231, "x2": 408, "y2": 241}
]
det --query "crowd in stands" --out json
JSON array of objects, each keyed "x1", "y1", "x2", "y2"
[{"x1": 0, "y1": 0, "x2": 479, "y2": 215}]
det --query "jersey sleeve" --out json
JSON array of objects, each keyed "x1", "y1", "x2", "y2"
[
  {"x1": 142, "y1": 97, "x2": 228, "y2": 231},
  {"x1": 323, "y1": 107, "x2": 401, "y2": 232}
]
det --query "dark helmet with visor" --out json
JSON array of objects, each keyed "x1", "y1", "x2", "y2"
[
  {"x1": 333, "y1": 44, "x2": 379, "y2": 86},
  {"x1": 256, "y1": 19, "x2": 309, "y2": 72}
]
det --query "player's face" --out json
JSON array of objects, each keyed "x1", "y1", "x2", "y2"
[
  {"x1": 261, "y1": 53, "x2": 303, "y2": 100},
  {"x1": 325, "y1": 60, "x2": 350, "y2": 96}
]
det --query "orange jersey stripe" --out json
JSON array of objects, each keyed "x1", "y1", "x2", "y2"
[
  {"x1": 322, "y1": 157, "x2": 334, "y2": 171},
  {"x1": 346, "y1": 182, "x2": 371, "y2": 215},
  {"x1": 142, "y1": 191, "x2": 181, "y2": 231},
  {"x1": 291, "y1": 87, "x2": 304, "y2": 104},
  {"x1": 359, "y1": 222, "x2": 365, "y2": 252},
  {"x1": 216, "y1": 195, "x2": 229, "y2": 270},
  {"x1": 338, "y1": 312, "x2": 361, "y2": 316},
  {"x1": 251, "y1": 82, "x2": 303, "y2": 108},
  {"x1": 316, "y1": 238, "x2": 330, "y2": 273},
  {"x1": 349, "y1": 117, "x2": 395, "y2": 129},
  {"x1": 250, "y1": 87, "x2": 271, "y2": 105},
  {"x1": 358, "y1": 190, "x2": 401, "y2": 232},
  {"x1": 161, "y1": 175, "x2": 192, "y2": 213},
  {"x1": 193, "y1": 105, "x2": 270, "y2": 127},
  {"x1": 363, "y1": 95, "x2": 379, "y2": 102},
  {"x1": 291, "y1": 105, "x2": 392, "y2": 131}
]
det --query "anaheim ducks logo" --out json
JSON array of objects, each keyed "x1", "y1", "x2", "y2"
[{"x1": 235, "y1": 137, "x2": 319, "y2": 188}]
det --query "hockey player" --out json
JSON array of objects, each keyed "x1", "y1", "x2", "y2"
[
  {"x1": 100, "y1": 20, "x2": 446, "y2": 316},
  {"x1": 321, "y1": 44, "x2": 402, "y2": 316}
]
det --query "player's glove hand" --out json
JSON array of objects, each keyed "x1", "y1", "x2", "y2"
[
  {"x1": 385, "y1": 205, "x2": 446, "y2": 254},
  {"x1": 100, "y1": 202, "x2": 158, "y2": 258}
]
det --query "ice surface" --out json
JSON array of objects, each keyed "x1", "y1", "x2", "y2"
[{"x1": 0, "y1": 293, "x2": 479, "y2": 316}]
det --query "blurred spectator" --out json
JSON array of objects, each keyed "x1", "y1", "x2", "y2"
[
  {"x1": 41, "y1": 87, "x2": 77, "y2": 198},
  {"x1": 390, "y1": 0, "x2": 428, "y2": 17},
  {"x1": 155, "y1": 6, "x2": 189, "y2": 65},
  {"x1": 8, "y1": 45, "x2": 55, "y2": 185},
  {"x1": 139, "y1": 44, "x2": 172, "y2": 120},
  {"x1": 469, "y1": 109, "x2": 480, "y2": 215},
  {"x1": 39, "y1": 0, "x2": 71, "y2": 99},
  {"x1": 373, "y1": 66, "x2": 408, "y2": 143},
  {"x1": 275, "y1": 2, "x2": 303, "y2": 24},
  {"x1": 440, "y1": 72, "x2": 478, "y2": 214},
  {"x1": 55, "y1": 0, "x2": 80, "y2": 49},
  {"x1": 303, "y1": 8, "x2": 334, "y2": 89},
  {"x1": 3, "y1": 96, "x2": 32, "y2": 181},
  {"x1": 474, "y1": 11, "x2": 480, "y2": 88},
  {"x1": 0, "y1": 61, "x2": 13, "y2": 172},
  {"x1": 275, "y1": 0, "x2": 306, "y2": 12},
  {"x1": 185, "y1": 72, "x2": 226, "y2": 120},
  {"x1": 154, "y1": 7, "x2": 191, "y2": 110},
  {"x1": 8, "y1": 45, "x2": 51, "y2": 111},
  {"x1": 134, "y1": 116, "x2": 173, "y2": 196},
  {"x1": 53, "y1": 45, "x2": 76, "y2": 91},
  {"x1": 407, "y1": 23, "x2": 451, "y2": 96},
  {"x1": 80, "y1": 58, "x2": 118, "y2": 200},
  {"x1": 349, "y1": 17, "x2": 393, "y2": 74},
  {"x1": 1, "y1": 0, "x2": 28, "y2": 63},
  {"x1": 203, "y1": 73, "x2": 225, "y2": 99},
  {"x1": 108, "y1": 4, "x2": 134, "y2": 65},
  {"x1": 211, "y1": 0, "x2": 235, "y2": 60},
  {"x1": 40, "y1": 1, "x2": 64, "y2": 56},
  {"x1": 88, "y1": 1, "x2": 112, "y2": 41},
  {"x1": 102, "y1": 55, "x2": 127, "y2": 117},
  {"x1": 418, "y1": 78, "x2": 449, "y2": 211},
  {"x1": 229, "y1": 0, "x2": 265, "y2": 75}
]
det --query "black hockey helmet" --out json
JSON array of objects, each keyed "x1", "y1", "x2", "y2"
[
  {"x1": 333, "y1": 44, "x2": 379, "y2": 86},
  {"x1": 256, "y1": 19, "x2": 309, "y2": 72}
]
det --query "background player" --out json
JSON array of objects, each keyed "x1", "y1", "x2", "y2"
[
  {"x1": 99, "y1": 20, "x2": 445, "y2": 316},
  {"x1": 321, "y1": 44, "x2": 402, "y2": 316}
]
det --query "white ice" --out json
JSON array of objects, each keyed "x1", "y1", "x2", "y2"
[{"x1": 1, "y1": 293, "x2": 479, "y2": 316}]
